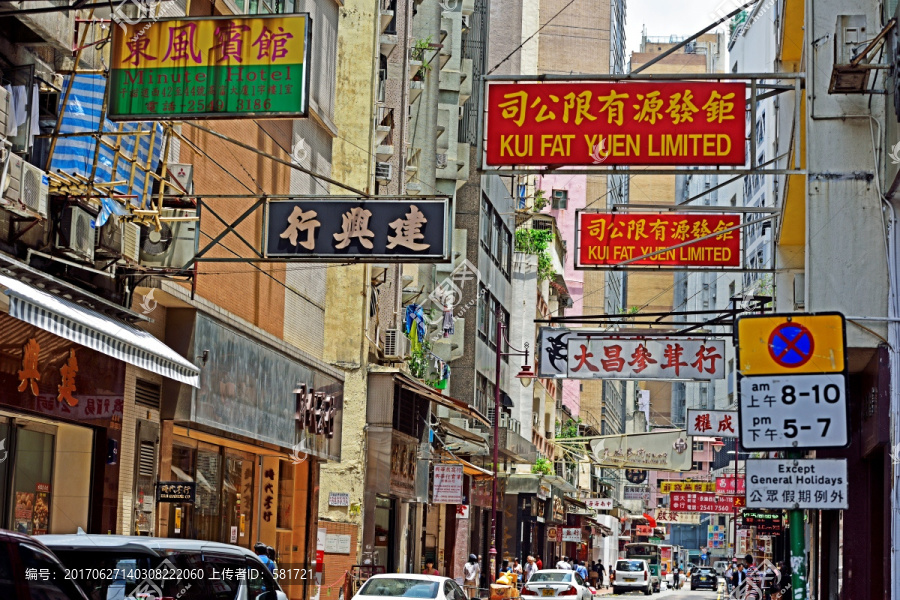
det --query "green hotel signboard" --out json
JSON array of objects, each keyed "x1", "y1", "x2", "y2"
[{"x1": 109, "y1": 14, "x2": 309, "y2": 120}]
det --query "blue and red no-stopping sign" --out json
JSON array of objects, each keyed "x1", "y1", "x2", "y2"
[{"x1": 768, "y1": 322, "x2": 815, "y2": 368}]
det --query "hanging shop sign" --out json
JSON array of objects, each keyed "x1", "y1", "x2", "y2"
[
  {"x1": 659, "y1": 481, "x2": 716, "y2": 494},
  {"x1": 538, "y1": 327, "x2": 572, "y2": 378},
  {"x1": 109, "y1": 14, "x2": 310, "y2": 120},
  {"x1": 537, "y1": 482, "x2": 552, "y2": 501},
  {"x1": 483, "y1": 81, "x2": 746, "y2": 167},
  {"x1": 736, "y1": 313, "x2": 849, "y2": 451},
  {"x1": 635, "y1": 525, "x2": 654, "y2": 537},
  {"x1": 585, "y1": 498, "x2": 613, "y2": 510},
  {"x1": 562, "y1": 527, "x2": 582, "y2": 542},
  {"x1": 264, "y1": 197, "x2": 451, "y2": 262},
  {"x1": 715, "y1": 477, "x2": 746, "y2": 495},
  {"x1": 670, "y1": 492, "x2": 745, "y2": 513},
  {"x1": 625, "y1": 470, "x2": 648, "y2": 484},
  {"x1": 741, "y1": 510, "x2": 783, "y2": 535},
  {"x1": 576, "y1": 212, "x2": 741, "y2": 268},
  {"x1": 624, "y1": 486, "x2": 649, "y2": 501},
  {"x1": 389, "y1": 437, "x2": 418, "y2": 499},
  {"x1": 745, "y1": 458, "x2": 848, "y2": 510},
  {"x1": 156, "y1": 481, "x2": 196, "y2": 503},
  {"x1": 590, "y1": 431, "x2": 692, "y2": 472},
  {"x1": 687, "y1": 409, "x2": 737, "y2": 438},
  {"x1": 653, "y1": 509, "x2": 700, "y2": 524},
  {"x1": 547, "y1": 527, "x2": 558, "y2": 542},
  {"x1": 432, "y1": 464, "x2": 464, "y2": 504},
  {"x1": 567, "y1": 338, "x2": 725, "y2": 381}
]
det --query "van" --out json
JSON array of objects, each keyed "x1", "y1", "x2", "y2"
[
  {"x1": 39, "y1": 532, "x2": 288, "y2": 600},
  {"x1": 610, "y1": 559, "x2": 653, "y2": 596},
  {"x1": 713, "y1": 561, "x2": 729, "y2": 577}
]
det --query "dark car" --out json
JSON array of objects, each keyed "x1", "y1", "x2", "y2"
[
  {"x1": 690, "y1": 567, "x2": 718, "y2": 591},
  {"x1": 0, "y1": 529, "x2": 90, "y2": 599}
]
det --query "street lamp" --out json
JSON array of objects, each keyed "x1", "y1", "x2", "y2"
[{"x1": 490, "y1": 308, "x2": 534, "y2": 580}]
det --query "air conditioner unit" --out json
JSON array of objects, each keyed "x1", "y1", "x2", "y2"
[
  {"x1": 56, "y1": 205, "x2": 96, "y2": 262},
  {"x1": 96, "y1": 217, "x2": 141, "y2": 263},
  {"x1": 139, "y1": 209, "x2": 198, "y2": 269},
  {"x1": 793, "y1": 273, "x2": 805, "y2": 309},
  {"x1": 167, "y1": 163, "x2": 194, "y2": 193},
  {"x1": 383, "y1": 328, "x2": 410, "y2": 360},
  {"x1": 375, "y1": 162, "x2": 393, "y2": 182},
  {"x1": 2, "y1": 154, "x2": 49, "y2": 218}
]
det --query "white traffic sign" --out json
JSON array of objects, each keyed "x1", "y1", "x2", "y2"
[
  {"x1": 746, "y1": 459, "x2": 848, "y2": 509},
  {"x1": 738, "y1": 373, "x2": 848, "y2": 450}
]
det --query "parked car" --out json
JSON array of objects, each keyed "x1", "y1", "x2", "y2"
[
  {"x1": 0, "y1": 529, "x2": 91, "y2": 599},
  {"x1": 520, "y1": 569, "x2": 593, "y2": 600},
  {"x1": 39, "y1": 532, "x2": 287, "y2": 600},
  {"x1": 610, "y1": 559, "x2": 653, "y2": 596},
  {"x1": 690, "y1": 567, "x2": 718, "y2": 591},
  {"x1": 353, "y1": 574, "x2": 467, "y2": 600}
]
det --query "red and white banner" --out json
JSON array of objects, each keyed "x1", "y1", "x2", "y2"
[{"x1": 716, "y1": 477, "x2": 746, "y2": 495}]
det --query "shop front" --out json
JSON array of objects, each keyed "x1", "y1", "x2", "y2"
[
  {"x1": 0, "y1": 273, "x2": 201, "y2": 536},
  {"x1": 156, "y1": 310, "x2": 343, "y2": 600}
]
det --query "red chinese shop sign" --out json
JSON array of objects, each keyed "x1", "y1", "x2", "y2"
[
  {"x1": 671, "y1": 492, "x2": 746, "y2": 513},
  {"x1": 484, "y1": 81, "x2": 746, "y2": 167},
  {"x1": 566, "y1": 338, "x2": 725, "y2": 381},
  {"x1": 576, "y1": 212, "x2": 742, "y2": 268},
  {"x1": 716, "y1": 477, "x2": 746, "y2": 495}
]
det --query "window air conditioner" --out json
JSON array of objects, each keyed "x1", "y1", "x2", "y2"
[
  {"x1": 56, "y1": 205, "x2": 96, "y2": 263},
  {"x1": 383, "y1": 328, "x2": 410, "y2": 360},
  {"x1": 96, "y1": 217, "x2": 141, "y2": 263},
  {"x1": 2, "y1": 154, "x2": 49, "y2": 218},
  {"x1": 375, "y1": 162, "x2": 393, "y2": 182},
  {"x1": 139, "y1": 209, "x2": 198, "y2": 269}
]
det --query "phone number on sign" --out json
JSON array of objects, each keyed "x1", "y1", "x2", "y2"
[{"x1": 273, "y1": 568, "x2": 314, "y2": 580}]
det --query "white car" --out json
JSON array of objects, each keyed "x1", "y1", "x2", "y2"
[
  {"x1": 353, "y1": 574, "x2": 468, "y2": 600},
  {"x1": 610, "y1": 559, "x2": 653, "y2": 596},
  {"x1": 664, "y1": 570, "x2": 686, "y2": 588},
  {"x1": 520, "y1": 569, "x2": 593, "y2": 600}
]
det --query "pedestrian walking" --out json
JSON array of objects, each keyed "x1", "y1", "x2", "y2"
[
  {"x1": 575, "y1": 561, "x2": 588, "y2": 581},
  {"x1": 597, "y1": 562, "x2": 606, "y2": 588},
  {"x1": 512, "y1": 558, "x2": 523, "y2": 585},
  {"x1": 464, "y1": 554, "x2": 481, "y2": 599},
  {"x1": 555, "y1": 556, "x2": 570, "y2": 570},
  {"x1": 731, "y1": 562, "x2": 747, "y2": 598},
  {"x1": 524, "y1": 556, "x2": 539, "y2": 582},
  {"x1": 535, "y1": 555, "x2": 543, "y2": 570},
  {"x1": 254, "y1": 543, "x2": 275, "y2": 574}
]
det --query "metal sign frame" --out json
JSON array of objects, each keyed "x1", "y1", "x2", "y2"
[
  {"x1": 480, "y1": 73, "x2": 806, "y2": 176},
  {"x1": 735, "y1": 312, "x2": 850, "y2": 452}
]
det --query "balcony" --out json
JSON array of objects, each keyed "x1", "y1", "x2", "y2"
[
  {"x1": 375, "y1": 107, "x2": 395, "y2": 161},
  {"x1": 380, "y1": 33, "x2": 398, "y2": 57},
  {"x1": 409, "y1": 81, "x2": 424, "y2": 103},
  {"x1": 380, "y1": 0, "x2": 397, "y2": 34}
]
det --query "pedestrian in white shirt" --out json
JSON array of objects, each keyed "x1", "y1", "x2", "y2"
[
  {"x1": 464, "y1": 555, "x2": 481, "y2": 599},
  {"x1": 556, "y1": 556, "x2": 571, "y2": 570},
  {"x1": 525, "y1": 556, "x2": 539, "y2": 582}
]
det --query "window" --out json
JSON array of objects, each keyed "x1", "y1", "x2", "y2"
[
  {"x1": 693, "y1": 441, "x2": 704, "y2": 451},
  {"x1": 552, "y1": 189, "x2": 568, "y2": 210},
  {"x1": 492, "y1": 214, "x2": 502, "y2": 259},
  {"x1": 692, "y1": 461, "x2": 704, "y2": 472},
  {"x1": 477, "y1": 286, "x2": 488, "y2": 336},
  {"x1": 481, "y1": 197, "x2": 492, "y2": 251}
]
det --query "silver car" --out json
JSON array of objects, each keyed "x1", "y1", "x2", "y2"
[{"x1": 520, "y1": 569, "x2": 593, "y2": 600}]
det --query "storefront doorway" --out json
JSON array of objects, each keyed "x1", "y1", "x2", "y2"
[
  {"x1": 374, "y1": 496, "x2": 396, "y2": 571},
  {"x1": 0, "y1": 414, "x2": 94, "y2": 535}
]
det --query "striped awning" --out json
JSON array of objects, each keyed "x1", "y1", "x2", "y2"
[{"x1": 1, "y1": 275, "x2": 200, "y2": 387}]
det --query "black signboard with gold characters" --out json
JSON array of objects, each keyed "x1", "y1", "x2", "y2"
[
  {"x1": 156, "y1": 481, "x2": 196, "y2": 503},
  {"x1": 625, "y1": 469, "x2": 648, "y2": 484}
]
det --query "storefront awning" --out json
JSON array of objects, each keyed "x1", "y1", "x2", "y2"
[
  {"x1": 394, "y1": 371, "x2": 491, "y2": 427},
  {"x1": 443, "y1": 456, "x2": 494, "y2": 479},
  {"x1": 438, "y1": 418, "x2": 489, "y2": 445},
  {"x1": 590, "y1": 519, "x2": 614, "y2": 536},
  {"x1": 1, "y1": 274, "x2": 201, "y2": 387}
]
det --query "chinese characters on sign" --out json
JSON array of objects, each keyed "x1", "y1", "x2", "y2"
[
  {"x1": 624, "y1": 486, "x2": 649, "y2": 501},
  {"x1": 266, "y1": 198, "x2": 450, "y2": 262},
  {"x1": 109, "y1": 15, "x2": 309, "y2": 119},
  {"x1": 653, "y1": 509, "x2": 700, "y2": 524},
  {"x1": 585, "y1": 498, "x2": 614, "y2": 510},
  {"x1": 716, "y1": 477, "x2": 746, "y2": 495},
  {"x1": 670, "y1": 492, "x2": 745, "y2": 513},
  {"x1": 295, "y1": 384, "x2": 337, "y2": 439},
  {"x1": 741, "y1": 510, "x2": 783, "y2": 535},
  {"x1": 562, "y1": 527, "x2": 582, "y2": 542},
  {"x1": 156, "y1": 481, "x2": 197, "y2": 503},
  {"x1": 567, "y1": 338, "x2": 725, "y2": 380},
  {"x1": 659, "y1": 481, "x2": 716, "y2": 494},
  {"x1": 17, "y1": 339, "x2": 84, "y2": 408},
  {"x1": 686, "y1": 409, "x2": 737, "y2": 438},
  {"x1": 432, "y1": 464, "x2": 464, "y2": 504},
  {"x1": 485, "y1": 81, "x2": 746, "y2": 167},
  {"x1": 745, "y1": 459, "x2": 848, "y2": 510},
  {"x1": 328, "y1": 492, "x2": 350, "y2": 507},
  {"x1": 635, "y1": 525, "x2": 654, "y2": 537},
  {"x1": 590, "y1": 431, "x2": 693, "y2": 471},
  {"x1": 262, "y1": 468, "x2": 275, "y2": 522},
  {"x1": 577, "y1": 213, "x2": 741, "y2": 268}
]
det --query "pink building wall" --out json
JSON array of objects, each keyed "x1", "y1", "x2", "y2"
[{"x1": 538, "y1": 174, "x2": 586, "y2": 417}]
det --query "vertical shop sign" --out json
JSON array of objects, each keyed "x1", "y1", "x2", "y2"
[{"x1": 263, "y1": 468, "x2": 275, "y2": 522}]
